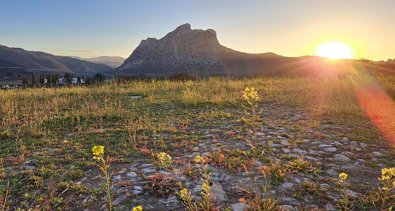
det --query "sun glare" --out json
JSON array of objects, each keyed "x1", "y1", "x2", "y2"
[{"x1": 315, "y1": 41, "x2": 354, "y2": 59}]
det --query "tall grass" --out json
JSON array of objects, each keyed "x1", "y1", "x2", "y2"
[{"x1": 0, "y1": 76, "x2": 394, "y2": 136}]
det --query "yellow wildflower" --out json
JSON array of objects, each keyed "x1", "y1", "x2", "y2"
[
  {"x1": 339, "y1": 172, "x2": 348, "y2": 181},
  {"x1": 132, "y1": 205, "x2": 143, "y2": 211},
  {"x1": 178, "y1": 188, "x2": 190, "y2": 200},
  {"x1": 157, "y1": 152, "x2": 172, "y2": 167},
  {"x1": 194, "y1": 155, "x2": 204, "y2": 163},
  {"x1": 243, "y1": 87, "x2": 259, "y2": 102},
  {"x1": 381, "y1": 167, "x2": 395, "y2": 181},
  {"x1": 157, "y1": 152, "x2": 172, "y2": 161},
  {"x1": 202, "y1": 182, "x2": 210, "y2": 193},
  {"x1": 92, "y1": 145, "x2": 104, "y2": 160}
]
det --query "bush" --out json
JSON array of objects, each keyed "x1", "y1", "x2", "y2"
[
  {"x1": 168, "y1": 73, "x2": 197, "y2": 81},
  {"x1": 0, "y1": 130, "x2": 10, "y2": 140}
]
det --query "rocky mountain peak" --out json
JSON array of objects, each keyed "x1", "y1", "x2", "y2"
[
  {"x1": 115, "y1": 24, "x2": 288, "y2": 78},
  {"x1": 174, "y1": 23, "x2": 192, "y2": 33}
]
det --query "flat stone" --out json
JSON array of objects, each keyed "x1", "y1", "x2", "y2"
[
  {"x1": 323, "y1": 147, "x2": 337, "y2": 152},
  {"x1": 279, "y1": 205, "x2": 296, "y2": 211},
  {"x1": 141, "y1": 168, "x2": 156, "y2": 174},
  {"x1": 112, "y1": 175, "x2": 121, "y2": 182},
  {"x1": 133, "y1": 185, "x2": 143, "y2": 195},
  {"x1": 24, "y1": 166, "x2": 37, "y2": 171},
  {"x1": 159, "y1": 196, "x2": 179, "y2": 207},
  {"x1": 280, "y1": 182, "x2": 294, "y2": 189},
  {"x1": 193, "y1": 185, "x2": 202, "y2": 193},
  {"x1": 325, "y1": 203, "x2": 337, "y2": 211},
  {"x1": 130, "y1": 95, "x2": 142, "y2": 100},
  {"x1": 304, "y1": 156, "x2": 319, "y2": 162},
  {"x1": 255, "y1": 132, "x2": 265, "y2": 136},
  {"x1": 293, "y1": 148, "x2": 307, "y2": 154},
  {"x1": 132, "y1": 189, "x2": 143, "y2": 195},
  {"x1": 231, "y1": 203, "x2": 250, "y2": 211},
  {"x1": 332, "y1": 154, "x2": 351, "y2": 162},
  {"x1": 112, "y1": 195, "x2": 127, "y2": 206},
  {"x1": 280, "y1": 140, "x2": 290, "y2": 146},
  {"x1": 192, "y1": 146, "x2": 200, "y2": 152},
  {"x1": 126, "y1": 172, "x2": 137, "y2": 178},
  {"x1": 280, "y1": 197, "x2": 299, "y2": 206},
  {"x1": 372, "y1": 151, "x2": 383, "y2": 157},
  {"x1": 270, "y1": 144, "x2": 282, "y2": 148},
  {"x1": 134, "y1": 185, "x2": 143, "y2": 190},
  {"x1": 282, "y1": 148, "x2": 291, "y2": 153},
  {"x1": 140, "y1": 163, "x2": 154, "y2": 168},
  {"x1": 211, "y1": 184, "x2": 226, "y2": 202},
  {"x1": 360, "y1": 143, "x2": 368, "y2": 148},
  {"x1": 318, "y1": 144, "x2": 332, "y2": 148}
]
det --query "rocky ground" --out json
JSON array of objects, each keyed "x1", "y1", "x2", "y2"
[{"x1": 33, "y1": 103, "x2": 392, "y2": 211}]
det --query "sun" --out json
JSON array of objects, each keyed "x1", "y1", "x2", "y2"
[{"x1": 315, "y1": 41, "x2": 354, "y2": 59}]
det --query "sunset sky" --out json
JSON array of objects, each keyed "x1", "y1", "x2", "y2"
[{"x1": 1, "y1": 0, "x2": 394, "y2": 60}]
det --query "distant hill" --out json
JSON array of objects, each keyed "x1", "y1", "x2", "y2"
[
  {"x1": 0, "y1": 45, "x2": 113, "y2": 77},
  {"x1": 117, "y1": 23, "x2": 395, "y2": 77},
  {"x1": 78, "y1": 56, "x2": 125, "y2": 68}
]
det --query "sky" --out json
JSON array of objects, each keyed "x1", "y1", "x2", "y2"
[{"x1": 0, "y1": 0, "x2": 394, "y2": 60}]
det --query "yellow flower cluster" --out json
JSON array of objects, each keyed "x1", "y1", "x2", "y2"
[
  {"x1": 92, "y1": 145, "x2": 104, "y2": 160},
  {"x1": 194, "y1": 155, "x2": 204, "y2": 164},
  {"x1": 381, "y1": 167, "x2": 395, "y2": 181},
  {"x1": 157, "y1": 152, "x2": 172, "y2": 167},
  {"x1": 339, "y1": 172, "x2": 348, "y2": 181},
  {"x1": 132, "y1": 205, "x2": 143, "y2": 211},
  {"x1": 178, "y1": 188, "x2": 190, "y2": 200},
  {"x1": 202, "y1": 182, "x2": 210, "y2": 193},
  {"x1": 243, "y1": 87, "x2": 259, "y2": 102}
]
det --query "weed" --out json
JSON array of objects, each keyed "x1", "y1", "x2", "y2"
[{"x1": 92, "y1": 145, "x2": 113, "y2": 211}]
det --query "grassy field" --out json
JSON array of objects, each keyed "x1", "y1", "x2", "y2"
[{"x1": 0, "y1": 75, "x2": 394, "y2": 210}]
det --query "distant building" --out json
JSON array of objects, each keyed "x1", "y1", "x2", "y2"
[
  {"x1": 0, "y1": 78, "x2": 23, "y2": 89},
  {"x1": 71, "y1": 77, "x2": 78, "y2": 85},
  {"x1": 58, "y1": 77, "x2": 65, "y2": 85}
]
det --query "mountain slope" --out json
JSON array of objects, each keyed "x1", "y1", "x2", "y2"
[
  {"x1": 0, "y1": 45, "x2": 113, "y2": 75},
  {"x1": 115, "y1": 23, "x2": 294, "y2": 77},
  {"x1": 116, "y1": 24, "x2": 395, "y2": 77},
  {"x1": 80, "y1": 56, "x2": 125, "y2": 68}
]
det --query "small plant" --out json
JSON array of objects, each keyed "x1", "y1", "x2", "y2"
[
  {"x1": 336, "y1": 172, "x2": 353, "y2": 210},
  {"x1": 146, "y1": 173, "x2": 179, "y2": 196},
  {"x1": 177, "y1": 188, "x2": 198, "y2": 211},
  {"x1": 244, "y1": 194, "x2": 279, "y2": 211},
  {"x1": 0, "y1": 130, "x2": 10, "y2": 140},
  {"x1": 371, "y1": 167, "x2": 395, "y2": 210},
  {"x1": 242, "y1": 87, "x2": 264, "y2": 159},
  {"x1": 157, "y1": 152, "x2": 172, "y2": 169},
  {"x1": 176, "y1": 154, "x2": 215, "y2": 211},
  {"x1": 285, "y1": 157, "x2": 317, "y2": 174},
  {"x1": 92, "y1": 145, "x2": 113, "y2": 211},
  {"x1": 132, "y1": 205, "x2": 143, "y2": 211}
]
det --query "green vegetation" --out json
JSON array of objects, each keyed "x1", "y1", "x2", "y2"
[{"x1": 0, "y1": 76, "x2": 394, "y2": 210}]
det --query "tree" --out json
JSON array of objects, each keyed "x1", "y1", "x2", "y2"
[
  {"x1": 22, "y1": 78, "x2": 28, "y2": 85},
  {"x1": 64, "y1": 73, "x2": 72, "y2": 84},
  {"x1": 31, "y1": 74, "x2": 36, "y2": 85},
  {"x1": 39, "y1": 74, "x2": 44, "y2": 85},
  {"x1": 85, "y1": 77, "x2": 91, "y2": 85},
  {"x1": 92, "y1": 73, "x2": 105, "y2": 84},
  {"x1": 52, "y1": 74, "x2": 59, "y2": 85}
]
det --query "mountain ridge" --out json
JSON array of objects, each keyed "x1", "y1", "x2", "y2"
[{"x1": 0, "y1": 45, "x2": 113, "y2": 78}]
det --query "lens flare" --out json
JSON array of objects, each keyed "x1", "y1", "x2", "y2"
[{"x1": 315, "y1": 41, "x2": 354, "y2": 59}]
